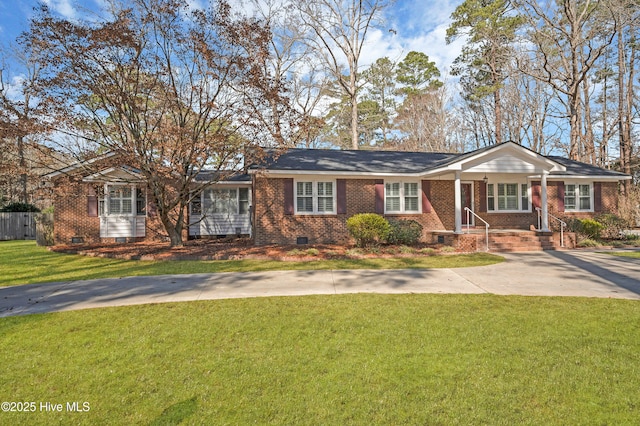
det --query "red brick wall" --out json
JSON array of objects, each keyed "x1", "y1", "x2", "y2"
[
  {"x1": 254, "y1": 177, "x2": 621, "y2": 245},
  {"x1": 254, "y1": 177, "x2": 460, "y2": 245},
  {"x1": 253, "y1": 177, "x2": 355, "y2": 245},
  {"x1": 51, "y1": 164, "x2": 170, "y2": 245},
  {"x1": 53, "y1": 176, "x2": 101, "y2": 244},
  {"x1": 546, "y1": 181, "x2": 619, "y2": 217}
]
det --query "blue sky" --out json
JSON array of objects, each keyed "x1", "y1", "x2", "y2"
[{"x1": 0, "y1": 0, "x2": 465, "y2": 80}]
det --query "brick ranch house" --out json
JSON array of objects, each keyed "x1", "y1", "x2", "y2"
[{"x1": 48, "y1": 142, "x2": 630, "y2": 251}]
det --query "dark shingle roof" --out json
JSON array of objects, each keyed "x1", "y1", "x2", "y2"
[
  {"x1": 251, "y1": 146, "x2": 629, "y2": 179},
  {"x1": 193, "y1": 171, "x2": 251, "y2": 183},
  {"x1": 252, "y1": 149, "x2": 458, "y2": 173},
  {"x1": 548, "y1": 157, "x2": 629, "y2": 178}
]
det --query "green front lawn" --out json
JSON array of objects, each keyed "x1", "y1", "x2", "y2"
[
  {"x1": 605, "y1": 251, "x2": 640, "y2": 259},
  {"x1": 1, "y1": 295, "x2": 639, "y2": 424},
  {"x1": 0, "y1": 241, "x2": 503, "y2": 286}
]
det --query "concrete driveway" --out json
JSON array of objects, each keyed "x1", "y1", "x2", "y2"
[{"x1": 1, "y1": 250, "x2": 639, "y2": 317}]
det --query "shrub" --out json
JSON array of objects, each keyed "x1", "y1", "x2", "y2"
[
  {"x1": 0, "y1": 202, "x2": 40, "y2": 212},
  {"x1": 384, "y1": 246, "x2": 400, "y2": 255},
  {"x1": 562, "y1": 217, "x2": 583, "y2": 234},
  {"x1": 595, "y1": 214, "x2": 629, "y2": 240},
  {"x1": 440, "y1": 246, "x2": 456, "y2": 253},
  {"x1": 577, "y1": 238, "x2": 599, "y2": 248},
  {"x1": 365, "y1": 246, "x2": 381, "y2": 255},
  {"x1": 35, "y1": 213, "x2": 54, "y2": 246},
  {"x1": 419, "y1": 247, "x2": 437, "y2": 255},
  {"x1": 399, "y1": 245, "x2": 414, "y2": 254},
  {"x1": 387, "y1": 219, "x2": 423, "y2": 245},
  {"x1": 579, "y1": 219, "x2": 604, "y2": 240},
  {"x1": 346, "y1": 213, "x2": 390, "y2": 247},
  {"x1": 286, "y1": 248, "x2": 305, "y2": 256},
  {"x1": 305, "y1": 248, "x2": 320, "y2": 256},
  {"x1": 345, "y1": 248, "x2": 364, "y2": 257},
  {"x1": 617, "y1": 184, "x2": 640, "y2": 227}
]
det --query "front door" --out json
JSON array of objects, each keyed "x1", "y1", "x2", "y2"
[{"x1": 461, "y1": 183, "x2": 473, "y2": 225}]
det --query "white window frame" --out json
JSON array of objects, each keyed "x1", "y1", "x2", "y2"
[
  {"x1": 384, "y1": 181, "x2": 421, "y2": 214},
  {"x1": 101, "y1": 184, "x2": 144, "y2": 217},
  {"x1": 564, "y1": 182, "x2": 593, "y2": 212},
  {"x1": 201, "y1": 187, "x2": 251, "y2": 216},
  {"x1": 294, "y1": 180, "x2": 336, "y2": 215},
  {"x1": 487, "y1": 181, "x2": 530, "y2": 213}
]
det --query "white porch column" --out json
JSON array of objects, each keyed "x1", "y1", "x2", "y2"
[
  {"x1": 541, "y1": 171, "x2": 550, "y2": 232},
  {"x1": 454, "y1": 170, "x2": 462, "y2": 233}
]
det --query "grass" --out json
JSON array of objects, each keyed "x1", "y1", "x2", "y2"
[
  {"x1": 1, "y1": 294, "x2": 639, "y2": 424},
  {"x1": 0, "y1": 241, "x2": 503, "y2": 287},
  {"x1": 605, "y1": 251, "x2": 640, "y2": 259}
]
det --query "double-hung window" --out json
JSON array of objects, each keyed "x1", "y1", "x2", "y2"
[
  {"x1": 295, "y1": 181, "x2": 335, "y2": 214},
  {"x1": 207, "y1": 189, "x2": 236, "y2": 214},
  {"x1": 100, "y1": 185, "x2": 145, "y2": 216},
  {"x1": 108, "y1": 186, "x2": 133, "y2": 215},
  {"x1": 487, "y1": 183, "x2": 529, "y2": 212},
  {"x1": 202, "y1": 187, "x2": 250, "y2": 215},
  {"x1": 385, "y1": 182, "x2": 420, "y2": 213},
  {"x1": 564, "y1": 183, "x2": 592, "y2": 211}
]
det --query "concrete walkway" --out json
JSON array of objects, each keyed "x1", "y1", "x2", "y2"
[{"x1": 1, "y1": 250, "x2": 639, "y2": 317}]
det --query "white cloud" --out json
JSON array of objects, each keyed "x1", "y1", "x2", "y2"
[
  {"x1": 42, "y1": 0, "x2": 77, "y2": 20},
  {"x1": 358, "y1": 0, "x2": 463, "y2": 75},
  {"x1": 3, "y1": 75, "x2": 25, "y2": 101},
  {"x1": 402, "y1": 24, "x2": 466, "y2": 75},
  {"x1": 186, "y1": 0, "x2": 205, "y2": 12}
]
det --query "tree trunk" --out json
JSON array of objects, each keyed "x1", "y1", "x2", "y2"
[
  {"x1": 494, "y1": 88, "x2": 502, "y2": 144},
  {"x1": 350, "y1": 68, "x2": 359, "y2": 150},
  {"x1": 151, "y1": 185, "x2": 186, "y2": 248},
  {"x1": 623, "y1": 31, "x2": 635, "y2": 195},
  {"x1": 600, "y1": 72, "x2": 609, "y2": 168},
  {"x1": 17, "y1": 135, "x2": 28, "y2": 204},
  {"x1": 161, "y1": 214, "x2": 184, "y2": 247},
  {"x1": 618, "y1": 24, "x2": 633, "y2": 195},
  {"x1": 569, "y1": 92, "x2": 581, "y2": 160},
  {"x1": 582, "y1": 78, "x2": 596, "y2": 165},
  {"x1": 168, "y1": 228, "x2": 184, "y2": 247},
  {"x1": 351, "y1": 95, "x2": 359, "y2": 149}
]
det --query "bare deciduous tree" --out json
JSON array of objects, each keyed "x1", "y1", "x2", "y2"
[
  {"x1": 514, "y1": 0, "x2": 616, "y2": 162},
  {"x1": 297, "y1": 0, "x2": 391, "y2": 150},
  {"x1": 393, "y1": 86, "x2": 457, "y2": 152},
  {"x1": 0, "y1": 43, "x2": 51, "y2": 206},
  {"x1": 611, "y1": 0, "x2": 640, "y2": 194},
  {"x1": 26, "y1": 0, "x2": 289, "y2": 246},
  {"x1": 447, "y1": 0, "x2": 523, "y2": 145}
]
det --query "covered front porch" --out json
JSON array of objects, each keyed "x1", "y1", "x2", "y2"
[{"x1": 419, "y1": 142, "x2": 566, "y2": 239}]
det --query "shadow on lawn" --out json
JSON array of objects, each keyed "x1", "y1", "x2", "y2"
[{"x1": 150, "y1": 396, "x2": 198, "y2": 425}]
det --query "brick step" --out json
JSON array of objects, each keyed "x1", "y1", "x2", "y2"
[
  {"x1": 487, "y1": 233, "x2": 565, "y2": 252},
  {"x1": 452, "y1": 230, "x2": 575, "y2": 252},
  {"x1": 490, "y1": 244, "x2": 557, "y2": 251}
]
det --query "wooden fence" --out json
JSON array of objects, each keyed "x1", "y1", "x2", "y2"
[{"x1": 0, "y1": 212, "x2": 37, "y2": 240}]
